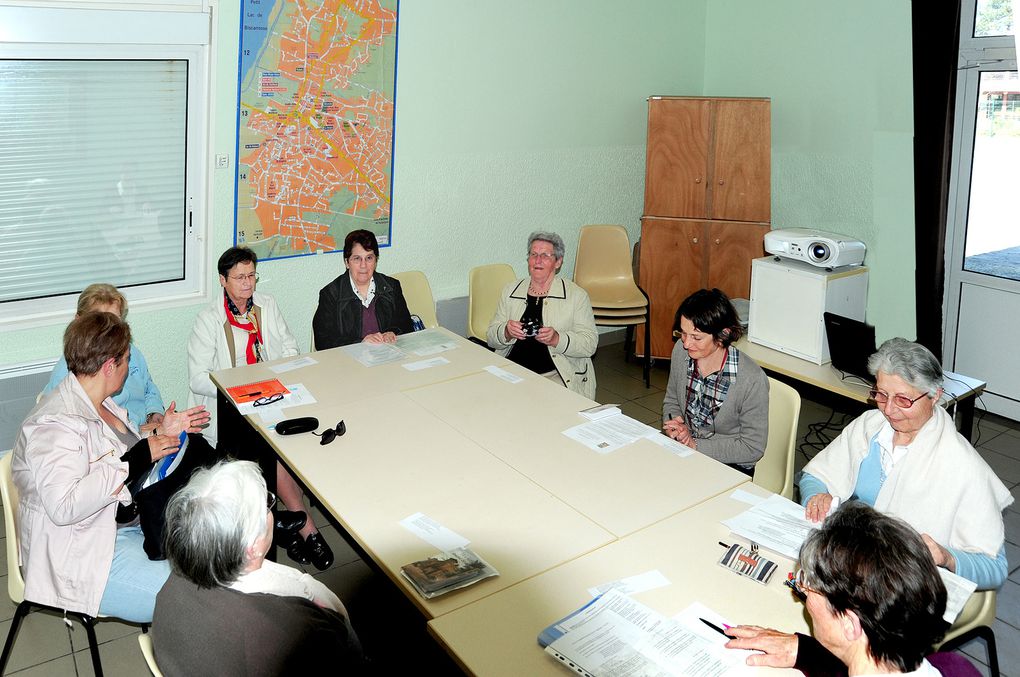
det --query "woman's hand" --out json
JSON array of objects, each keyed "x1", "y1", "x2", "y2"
[
  {"x1": 921, "y1": 534, "x2": 957, "y2": 572},
  {"x1": 158, "y1": 402, "x2": 210, "y2": 438},
  {"x1": 804, "y1": 493, "x2": 834, "y2": 523},
  {"x1": 535, "y1": 327, "x2": 560, "y2": 347},
  {"x1": 724, "y1": 626, "x2": 798, "y2": 668},
  {"x1": 504, "y1": 320, "x2": 526, "y2": 341},
  {"x1": 147, "y1": 433, "x2": 181, "y2": 463},
  {"x1": 663, "y1": 416, "x2": 696, "y2": 448},
  {"x1": 362, "y1": 332, "x2": 397, "y2": 344}
]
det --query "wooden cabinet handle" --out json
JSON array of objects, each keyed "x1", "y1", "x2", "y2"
[
  {"x1": 715, "y1": 239, "x2": 721, "y2": 245},
  {"x1": 692, "y1": 237, "x2": 699, "y2": 244},
  {"x1": 695, "y1": 177, "x2": 702, "y2": 184},
  {"x1": 718, "y1": 179, "x2": 724, "y2": 185}
]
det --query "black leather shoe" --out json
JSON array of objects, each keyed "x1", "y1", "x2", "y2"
[
  {"x1": 274, "y1": 510, "x2": 307, "y2": 534},
  {"x1": 286, "y1": 533, "x2": 311, "y2": 565},
  {"x1": 306, "y1": 532, "x2": 334, "y2": 570}
]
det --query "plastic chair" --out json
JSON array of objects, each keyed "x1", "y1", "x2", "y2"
[
  {"x1": 468, "y1": 264, "x2": 515, "y2": 343},
  {"x1": 938, "y1": 590, "x2": 999, "y2": 677},
  {"x1": 391, "y1": 270, "x2": 439, "y2": 329},
  {"x1": 138, "y1": 633, "x2": 164, "y2": 677},
  {"x1": 752, "y1": 378, "x2": 800, "y2": 499},
  {"x1": 573, "y1": 225, "x2": 650, "y2": 387},
  {"x1": 0, "y1": 454, "x2": 109, "y2": 676}
]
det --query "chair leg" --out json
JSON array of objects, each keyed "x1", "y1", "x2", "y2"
[
  {"x1": 940, "y1": 625, "x2": 998, "y2": 677},
  {"x1": 624, "y1": 325, "x2": 634, "y2": 363},
  {"x1": 71, "y1": 613, "x2": 104, "y2": 677},
  {"x1": 0, "y1": 601, "x2": 32, "y2": 675},
  {"x1": 643, "y1": 317, "x2": 651, "y2": 389}
]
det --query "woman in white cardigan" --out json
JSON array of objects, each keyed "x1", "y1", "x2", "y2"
[
  {"x1": 487, "y1": 232, "x2": 598, "y2": 399},
  {"x1": 187, "y1": 246, "x2": 333, "y2": 570}
]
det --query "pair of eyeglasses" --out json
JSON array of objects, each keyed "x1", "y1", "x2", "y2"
[
  {"x1": 868, "y1": 389, "x2": 928, "y2": 409},
  {"x1": 266, "y1": 491, "x2": 277, "y2": 512},
  {"x1": 253, "y1": 393, "x2": 284, "y2": 407},
  {"x1": 528, "y1": 252, "x2": 556, "y2": 261},
  {"x1": 228, "y1": 273, "x2": 259, "y2": 283},
  {"x1": 314, "y1": 420, "x2": 346, "y2": 445},
  {"x1": 785, "y1": 568, "x2": 819, "y2": 601}
]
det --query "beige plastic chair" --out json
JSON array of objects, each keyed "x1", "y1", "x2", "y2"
[
  {"x1": 752, "y1": 378, "x2": 800, "y2": 499},
  {"x1": 468, "y1": 263, "x2": 515, "y2": 343},
  {"x1": 939, "y1": 590, "x2": 999, "y2": 677},
  {"x1": 392, "y1": 270, "x2": 439, "y2": 330},
  {"x1": 0, "y1": 454, "x2": 112, "y2": 675},
  {"x1": 138, "y1": 633, "x2": 165, "y2": 676},
  {"x1": 573, "y1": 225, "x2": 650, "y2": 386}
]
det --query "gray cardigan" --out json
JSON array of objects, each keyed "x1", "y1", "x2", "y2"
[{"x1": 661, "y1": 343, "x2": 769, "y2": 466}]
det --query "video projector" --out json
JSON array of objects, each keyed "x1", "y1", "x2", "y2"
[{"x1": 763, "y1": 228, "x2": 866, "y2": 269}]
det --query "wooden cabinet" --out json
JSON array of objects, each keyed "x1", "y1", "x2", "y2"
[{"x1": 638, "y1": 97, "x2": 770, "y2": 359}]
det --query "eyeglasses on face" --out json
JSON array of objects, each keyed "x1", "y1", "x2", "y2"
[
  {"x1": 314, "y1": 420, "x2": 347, "y2": 445},
  {"x1": 228, "y1": 272, "x2": 259, "y2": 283},
  {"x1": 266, "y1": 491, "x2": 277, "y2": 512},
  {"x1": 785, "y1": 568, "x2": 819, "y2": 601},
  {"x1": 253, "y1": 393, "x2": 284, "y2": 407},
  {"x1": 348, "y1": 254, "x2": 376, "y2": 265},
  {"x1": 528, "y1": 252, "x2": 556, "y2": 261},
  {"x1": 868, "y1": 389, "x2": 928, "y2": 409}
]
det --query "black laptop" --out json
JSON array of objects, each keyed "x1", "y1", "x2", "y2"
[{"x1": 824, "y1": 312, "x2": 877, "y2": 383}]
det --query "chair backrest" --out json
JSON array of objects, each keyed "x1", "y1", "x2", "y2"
[
  {"x1": 138, "y1": 633, "x2": 165, "y2": 677},
  {"x1": 574, "y1": 225, "x2": 636, "y2": 288},
  {"x1": 941, "y1": 589, "x2": 997, "y2": 645},
  {"x1": 468, "y1": 264, "x2": 515, "y2": 341},
  {"x1": 391, "y1": 270, "x2": 439, "y2": 330},
  {"x1": 752, "y1": 378, "x2": 800, "y2": 499},
  {"x1": 0, "y1": 453, "x2": 26, "y2": 604}
]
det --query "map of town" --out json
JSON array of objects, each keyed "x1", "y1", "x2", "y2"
[{"x1": 235, "y1": 0, "x2": 397, "y2": 259}]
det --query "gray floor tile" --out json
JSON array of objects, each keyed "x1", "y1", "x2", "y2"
[
  {"x1": 995, "y1": 578, "x2": 1020, "y2": 630},
  {"x1": 983, "y1": 431, "x2": 1020, "y2": 462},
  {"x1": 75, "y1": 632, "x2": 150, "y2": 677},
  {"x1": 0, "y1": 581, "x2": 20, "y2": 623},
  {"x1": 7, "y1": 655, "x2": 78, "y2": 677},
  {"x1": 313, "y1": 558, "x2": 376, "y2": 609},
  {"x1": 632, "y1": 391, "x2": 665, "y2": 414},
  {"x1": 1006, "y1": 541, "x2": 1020, "y2": 575},
  {"x1": 1005, "y1": 509, "x2": 1020, "y2": 547},
  {"x1": 596, "y1": 368, "x2": 654, "y2": 400},
  {"x1": 69, "y1": 617, "x2": 141, "y2": 651},
  {"x1": 619, "y1": 402, "x2": 661, "y2": 426},
  {"x1": 0, "y1": 610, "x2": 73, "y2": 673},
  {"x1": 595, "y1": 386, "x2": 624, "y2": 405},
  {"x1": 976, "y1": 447, "x2": 1020, "y2": 486}
]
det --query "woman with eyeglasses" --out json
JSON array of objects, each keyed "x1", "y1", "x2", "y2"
[
  {"x1": 487, "y1": 231, "x2": 598, "y2": 398},
  {"x1": 661, "y1": 289, "x2": 769, "y2": 474},
  {"x1": 312, "y1": 229, "x2": 414, "y2": 350},
  {"x1": 800, "y1": 338, "x2": 1011, "y2": 588},
  {"x1": 155, "y1": 461, "x2": 362, "y2": 676},
  {"x1": 188, "y1": 246, "x2": 334, "y2": 571}
]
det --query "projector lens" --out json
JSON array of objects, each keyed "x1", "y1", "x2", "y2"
[{"x1": 810, "y1": 243, "x2": 830, "y2": 262}]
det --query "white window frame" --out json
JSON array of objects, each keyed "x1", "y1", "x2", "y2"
[{"x1": 0, "y1": 4, "x2": 211, "y2": 330}]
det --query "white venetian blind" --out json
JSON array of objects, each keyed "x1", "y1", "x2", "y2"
[{"x1": 0, "y1": 59, "x2": 188, "y2": 304}]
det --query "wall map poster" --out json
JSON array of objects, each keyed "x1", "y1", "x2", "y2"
[{"x1": 235, "y1": 0, "x2": 398, "y2": 260}]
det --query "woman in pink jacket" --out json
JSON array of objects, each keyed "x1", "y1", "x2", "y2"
[{"x1": 12, "y1": 311, "x2": 207, "y2": 622}]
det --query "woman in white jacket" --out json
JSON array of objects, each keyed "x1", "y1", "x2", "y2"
[
  {"x1": 487, "y1": 232, "x2": 598, "y2": 399},
  {"x1": 187, "y1": 246, "x2": 333, "y2": 570}
]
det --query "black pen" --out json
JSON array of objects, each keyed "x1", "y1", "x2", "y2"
[{"x1": 699, "y1": 618, "x2": 729, "y2": 637}]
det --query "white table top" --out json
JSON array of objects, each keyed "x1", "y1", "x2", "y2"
[{"x1": 428, "y1": 483, "x2": 808, "y2": 676}]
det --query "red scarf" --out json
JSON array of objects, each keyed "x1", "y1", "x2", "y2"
[{"x1": 223, "y1": 295, "x2": 263, "y2": 365}]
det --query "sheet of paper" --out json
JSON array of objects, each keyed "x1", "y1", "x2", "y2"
[
  {"x1": 729, "y1": 488, "x2": 766, "y2": 506},
  {"x1": 587, "y1": 570, "x2": 671, "y2": 598},
  {"x1": 268, "y1": 355, "x2": 318, "y2": 373},
  {"x1": 399, "y1": 512, "x2": 471, "y2": 551},
  {"x1": 546, "y1": 590, "x2": 731, "y2": 677},
  {"x1": 722, "y1": 493, "x2": 821, "y2": 560},
  {"x1": 579, "y1": 404, "x2": 621, "y2": 421},
  {"x1": 396, "y1": 329, "x2": 460, "y2": 356},
  {"x1": 402, "y1": 356, "x2": 450, "y2": 371},
  {"x1": 672, "y1": 601, "x2": 757, "y2": 674},
  {"x1": 483, "y1": 365, "x2": 524, "y2": 384},
  {"x1": 645, "y1": 431, "x2": 695, "y2": 457},
  {"x1": 238, "y1": 382, "x2": 317, "y2": 417},
  {"x1": 562, "y1": 415, "x2": 659, "y2": 454},
  {"x1": 939, "y1": 567, "x2": 977, "y2": 624},
  {"x1": 342, "y1": 342, "x2": 407, "y2": 367}
]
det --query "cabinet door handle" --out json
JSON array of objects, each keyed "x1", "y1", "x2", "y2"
[
  {"x1": 695, "y1": 177, "x2": 702, "y2": 184},
  {"x1": 718, "y1": 179, "x2": 725, "y2": 185},
  {"x1": 715, "y1": 239, "x2": 721, "y2": 245},
  {"x1": 692, "y1": 237, "x2": 699, "y2": 244}
]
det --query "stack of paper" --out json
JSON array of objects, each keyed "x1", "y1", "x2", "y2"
[{"x1": 721, "y1": 494, "x2": 821, "y2": 560}]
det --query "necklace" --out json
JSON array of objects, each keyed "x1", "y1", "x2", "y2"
[{"x1": 529, "y1": 282, "x2": 550, "y2": 297}]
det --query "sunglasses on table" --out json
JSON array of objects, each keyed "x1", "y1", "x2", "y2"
[{"x1": 314, "y1": 420, "x2": 347, "y2": 445}]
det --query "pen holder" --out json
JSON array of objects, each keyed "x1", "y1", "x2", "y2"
[{"x1": 718, "y1": 543, "x2": 777, "y2": 585}]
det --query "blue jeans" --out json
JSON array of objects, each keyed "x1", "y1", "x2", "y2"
[{"x1": 98, "y1": 525, "x2": 170, "y2": 623}]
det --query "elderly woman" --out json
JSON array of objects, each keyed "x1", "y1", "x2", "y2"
[
  {"x1": 800, "y1": 338, "x2": 1011, "y2": 589},
  {"x1": 725, "y1": 503, "x2": 962, "y2": 676},
  {"x1": 312, "y1": 229, "x2": 414, "y2": 349},
  {"x1": 487, "y1": 231, "x2": 598, "y2": 399},
  {"x1": 154, "y1": 461, "x2": 362, "y2": 676},
  {"x1": 661, "y1": 289, "x2": 769, "y2": 474},
  {"x1": 188, "y1": 246, "x2": 333, "y2": 570},
  {"x1": 44, "y1": 283, "x2": 165, "y2": 431},
  {"x1": 12, "y1": 312, "x2": 207, "y2": 622}
]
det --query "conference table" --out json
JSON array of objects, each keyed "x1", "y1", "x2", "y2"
[
  {"x1": 211, "y1": 328, "x2": 803, "y2": 671},
  {"x1": 736, "y1": 338, "x2": 987, "y2": 441}
]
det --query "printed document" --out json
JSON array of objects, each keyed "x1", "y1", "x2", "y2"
[{"x1": 722, "y1": 494, "x2": 821, "y2": 559}]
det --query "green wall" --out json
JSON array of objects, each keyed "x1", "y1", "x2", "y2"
[
  {"x1": 702, "y1": 0, "x2": 916, "y2": 341},
  {"x1": 0, "y1": 0, "x2": 705, "y2": 407}
]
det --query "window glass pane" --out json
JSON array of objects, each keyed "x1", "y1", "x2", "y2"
[
  {"x1": 0, "y1": 60, "x2": 187, "y2": 304},
  {"x1": 963, "y1": 70, "x2": 1020, "y2": 281},
  {"x1": 974, "y1": 0, "x2": 1014, "y2": 37}
]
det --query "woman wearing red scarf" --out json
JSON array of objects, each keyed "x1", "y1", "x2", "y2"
[{"x1": 188, "y1": 247, "x2": 333, "y2": 570}]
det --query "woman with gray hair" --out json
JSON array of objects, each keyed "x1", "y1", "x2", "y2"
[
  {"x1": 154, "y1": 461, "x2": 361, "y2": 676},
  {"x1": 799, "y1": 338, "x2": 1011, "y2": 589},
  {"x1": 487, "y1": 231, "x2": 598, "y2": 398}
]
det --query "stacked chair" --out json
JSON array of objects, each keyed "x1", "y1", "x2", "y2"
[
  {"x1": 467, "y1": 263, "x2": 515, "y2": 346},
  {"x1": 573, "y1": 225, "x2": 651, "y2": 388}
]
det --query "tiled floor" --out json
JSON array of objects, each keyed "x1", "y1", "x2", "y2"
[{"x1": 2, "y1": 343, "x2": 1018, "y2": 675}]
